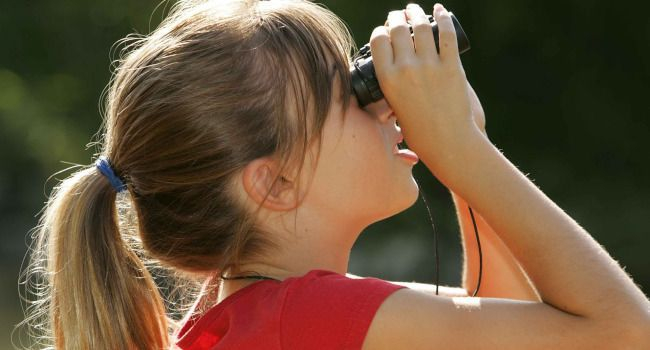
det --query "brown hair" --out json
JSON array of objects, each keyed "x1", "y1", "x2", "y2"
[{"x1": 20, "y1": 0, "x2": 355, "y2": 348}]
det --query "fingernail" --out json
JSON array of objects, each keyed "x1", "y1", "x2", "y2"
[
  {"x1": 434, "y1": 3, "x2": 444, "y2": 12},
  {"x1": 387, "y1": 10, "x2": 402, "y2": 19},
  {"x1": 406, "y1": 3, "x2": 421, "y2": 8}
]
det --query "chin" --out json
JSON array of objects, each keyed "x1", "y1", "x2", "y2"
[
  {"x1": 402, "y1": 177, "x2": 420, "y2": 209},
  {"x1": 380, "y1": 178, "x2": 420, "y2": 220}
]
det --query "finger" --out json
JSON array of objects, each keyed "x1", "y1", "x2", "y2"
[
  {"x1": 370, "y1": 25, "x2": 393, "y2": 70},
  {"x1": 405, "y1": 3, "x2": 438, "y2": 60},
  {"x1": 433, "y1": 3, "x2": 460, "y2": 61},
  {"x1": 386, "y1": 10, "x2": 415, "y2": 62}
]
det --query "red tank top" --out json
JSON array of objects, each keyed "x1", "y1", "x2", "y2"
[{"x1": 174, "y1": 269, "x2": 406, "y2": 349}]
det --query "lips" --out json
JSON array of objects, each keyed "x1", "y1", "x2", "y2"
[
  {"x1": 392, "y1": 134, "x2": 404, "y2": 154},
  {"x1": 394, "y1": 134, "x2": 404, "y2": 146},
  {"x1": 392, "y1": 133, "x2": 419, "y2": 164}
]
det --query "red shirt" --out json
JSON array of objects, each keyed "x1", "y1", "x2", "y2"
[{"x1": 174, "y1": 269, "x2": 406, "y2": 349}]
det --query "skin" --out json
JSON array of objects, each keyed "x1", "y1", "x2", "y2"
[
  {"x1": 219, "y1": 50, "x2": 533, "y2": 305},
  {"x1": 361, "y1": 3, "x2": 650, "y2": 349},
  {"x1": 217, "y1": 2, "x2": 650, "y2": 349},
  {"x1": 220, "y1": 82, "x2": 421, "y2": 300}
]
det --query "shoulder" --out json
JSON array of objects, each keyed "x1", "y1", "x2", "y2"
[
  {"x1": 282, "y1": 269, "x2": 406, "y2": 317},
  {"x1": 280, "y1": 269, "x2": 406, "y2": 349}
]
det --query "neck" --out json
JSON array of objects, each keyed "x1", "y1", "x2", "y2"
[
  {"x1": 228, "y1": 242, "x2": 353, "y2": 281},
  {"x1": 214, "y1": 195, "x2": 375, "y2": 306},
  {"x1": 228, "y1": 203, "x2": 369, "y2": 280},
  {"x1": 215, "y1": 248, "x2": 352, "y2": 304}
]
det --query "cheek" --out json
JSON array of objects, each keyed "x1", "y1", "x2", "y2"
[
  {"x1": 342, "y1": 130, "x2": 384, "y2": 172},
  {"x1": 316, "y1": 113, "x2": 392, "y2": 198},
  {"x1": 343, "y1": 127, "x2": 392, "y2": 190}
]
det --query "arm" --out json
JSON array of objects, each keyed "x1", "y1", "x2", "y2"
[
  {"x1": 362, "y1": 4, "x2": 650, "y2": 349},
  {"x1": 429, "y1": 125, "x2": 650, "y2": 324},
  {"x1": 452, "y1": 191, "x2": 540, "y2": 301},
  {"x1": 453, "y1": 83, "x2": 540, "y2": 301},
  {"x1": 365, "y1": 125, "x2": 650, "y2": 348},
  {"x1": 349, "y1": 170, "x2": 542, "y2": 301},
  {"x1": 356, "y1": 81, "x2": 537, "y2": 301}
]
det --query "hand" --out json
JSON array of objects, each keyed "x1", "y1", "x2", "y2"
[{"x1": 370, "y1": 3, "x2": 483, "y2": 164}]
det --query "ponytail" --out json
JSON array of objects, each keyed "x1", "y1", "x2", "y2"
[{"x1": 25, "y1": 166, "x2": 168, "y2": 349}]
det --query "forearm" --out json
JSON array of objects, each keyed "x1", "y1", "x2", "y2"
[
  {"x1": 452, "y1": 191, "x2": 540, "y2": 301},
  {"x1": 422, "y1": 130, "x2": 650, "y2": 323}
]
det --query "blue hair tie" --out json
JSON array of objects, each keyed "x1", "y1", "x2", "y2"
[{"x1": 95, "y1": 156, "x2": 127, "y2": 193}]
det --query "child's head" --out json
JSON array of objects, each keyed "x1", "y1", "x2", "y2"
[
  {"x1": 25, "y1": 1, "x2": 367, "y2": 348},
  {"x1": 104, "y1": 0, "x2": 355, "y2": 274}
]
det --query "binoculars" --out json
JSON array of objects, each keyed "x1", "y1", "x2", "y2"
[{"x1": 351, "y1": 14, "x2": 470, "y2": 107}]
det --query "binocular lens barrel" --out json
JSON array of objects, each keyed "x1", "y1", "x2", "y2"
[{"x1": 351, "y1": 13, "x2": 470, "y2": 107}]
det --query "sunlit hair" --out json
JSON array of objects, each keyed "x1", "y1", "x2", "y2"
[{"x1": 18, "y1": 0, "x2": 355, "y2": 348}]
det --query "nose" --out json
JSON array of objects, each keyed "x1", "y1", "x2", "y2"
[{"x1": 363, "y1": 98, "x2": 393, "y2": 124}]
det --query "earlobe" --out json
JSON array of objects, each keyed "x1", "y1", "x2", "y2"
[{"x1": 241, "y1": 158, "x2": 298, "y2": 211}]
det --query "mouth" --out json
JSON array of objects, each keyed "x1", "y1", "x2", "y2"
[
  {"x1": 393, "y1": 141, "x2": 405, "y2": 154},
  {"x1": 392, "y1": 135, "x2": 419, "y2": 164},
  {"x1": 392, "y1": 133, "x2": 405, "y2": 154},
  {"x1": 392, "y1": 133, "x2": 404, "y2": 154}
]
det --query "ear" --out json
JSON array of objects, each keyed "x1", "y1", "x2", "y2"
[{"x1": 241, "y1": 157, "x2": 298, "y2": 211}]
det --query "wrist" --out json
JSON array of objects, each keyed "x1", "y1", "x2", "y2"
[{"x1": 419, "y1": 126, "x2": 491, "y2": 186}]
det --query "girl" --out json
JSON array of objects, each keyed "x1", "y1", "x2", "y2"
[{"x1": 22, "y1": 0, "x2": 650, "y2": 349}]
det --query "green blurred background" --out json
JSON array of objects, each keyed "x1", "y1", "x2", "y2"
[{"x1": 2, "y1": 0, "x2": 648, "y2": 347}]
